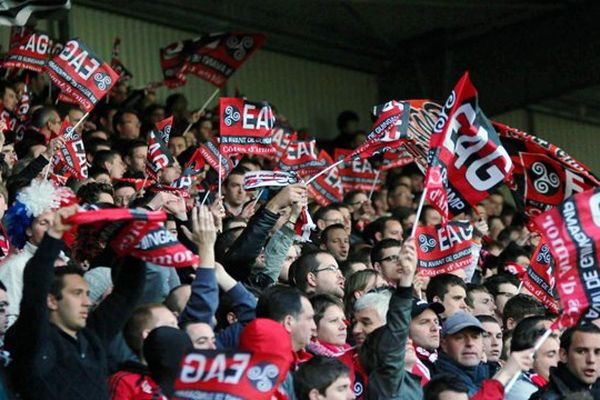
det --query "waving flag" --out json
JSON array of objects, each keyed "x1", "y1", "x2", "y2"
[
  {"x1": 307, "y1": 152, "x2": 344, "y2": 206},
  {"x1": 399, "y1": 99, "x2": 443, "y2": 172},
  {"x1": 146, "y1": 128, "x2": 175, "y2": 180},
  {"x1": 219, "y1": 97, "x2": 275, "y2": 155},
  {"x1": 171, "y1": 147, "x2": 206, "y2": 190},
  {"x1": 52, "y1": 119, "x2": 87, "y2": 180},
  {"x1": 199, "y1": 138, "x2": 237, "y2": 181},
  {"x1": 110, "y1": 37, "x2": 132, "y2": 81},
  {"x1": 334, "y1": 148, "x2": 381, "y2": 192},
  {"x1": 155, "y1": 115, "x2": 174, "y2": 144},
  {"x1": 523, "y1": 241, "x2": 559, "y2": 314},
  {"x1": 495, "y1": 121, "x2": 600, "y2": 218},
  {"x1": 46, "y1": 39, "x2": 119, "y2": 112},
  {"x1": 270, "y1": 122, "x2": 297, "y2": 161},
  {"x1": 534, "y1": 187, "x2": 600, "y2": 328},
  {"x1": 424, "y1": 72, "x2": 513, "y2": 222},
  {"x1": 278, "y1": 140, "x2": 328, "y2": 176},
  {"x1": 243, "y1": 170, "x2": 299, "y2": 190},
  {"x1": 415, "y1": 220, "x2": 474, "y2": 277},
  {"x1": 160, "y1": 40, "x2": 189, "y2": 88},
  {"x1": 2, "y1": 27, "x2": 51, "y2": 72}
]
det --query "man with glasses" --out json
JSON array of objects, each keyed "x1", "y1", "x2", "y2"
[
  {"x1": 290, "y1": 250, "x2": 345, "y2": 299},
  {"x1": 371, "y1": 238, "x2": 404, "y2": 283}
]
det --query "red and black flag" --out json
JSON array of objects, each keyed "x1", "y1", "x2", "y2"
[
  {"x1": 269, "y1": 122, "x2": 297, "y2": 161},
  {"x1": 46, "y1": 39, "x2": 119, "y2": 112},
  {"x1": 52, "y1": 118, "x2": 87, "y2": 180},
  {"x1": 381, "y1": 146, "x2": 414, "y2": 170},
  {"x1": 523, "y1": 240, "x2": 559, "y2": 314},
  {"x1": 400, "y1": 99, "x2": 444, "y2": 172},
  {"x1": 277, "y1": 140, "x2": 328, "y2": 176},
  {"x1": 347, "y1": 100, "x2": 411, "y2": 160},
  {"x1": 307, "y1": 152, "x2": 344, "y2": 206},
  {"x1": 159, "y1": 40, "x2": 189, "y2": 88},
  {"x1": 219, "y1": 97, "x2": 275, "y2": 156},
  {"x1": 146, "y1": 127, "x2": 175, "y2": 180},
  {"x1": 495, "y1": 121, "x2": 600, "y2": 219},
  {"x1": 110, "y1": 37, "x2": 132, "y2": 81},
  {"x1": 198, "y1": 137, "x2": 237, "y2": 181},
  {"x1": 334, "y1": 148, "x2": 381, "y2": 192},
  {"x1": 155, "y1": 115, "x2": 174, "y2": 144},
  {"x1": 2, "y1": 27, "x2": 52, "y2": 72},
  {"x1": 534, "y1": 187, "x2": 600, "y2": 328},
  {"x1": 186, "y1": 32, "x2": 266, "y2": 88},
  {"x1": 424, "y1": 72, "x2": 513, "y2": 222},
  {"x1": 415, "y1": 220, "x2": 474, "y2": 277},
  {"x1": 171, "y1": 147, "x2": 206, "y2": 190}
]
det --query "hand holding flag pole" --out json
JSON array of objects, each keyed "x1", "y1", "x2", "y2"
[
  {"x1": 504, "y1": 328, "x2": 553, "y2": 392},
  {"x1": 43, "y1": 112, "x2": 90, "y2": 180},
  {"x1": 305, "y1": 159, "x2": 345, "y2": 184}
]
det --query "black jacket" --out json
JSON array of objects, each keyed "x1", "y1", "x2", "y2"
[
  {"x1": 530, "y1": 362, "x2": 600, "y2": 400},
  {"x1": 359, "y1": 286, "x2": 423, "y2": 400},
  {"x1": 5, "y1": 234, "x2": 145, "y2": 400}
]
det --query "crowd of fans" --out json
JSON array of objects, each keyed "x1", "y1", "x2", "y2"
[{"x1": 0, "y1": 71, "x2": 597, "y2": 400}]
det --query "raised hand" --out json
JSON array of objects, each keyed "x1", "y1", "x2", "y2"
[{"x1": 398, "y1": 237, "x2": 417, "y2": 288}]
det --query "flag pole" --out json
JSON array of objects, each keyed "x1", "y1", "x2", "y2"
[
  {"x1": 182, "y1": 88, "x2": 220, "y2": 137},
  {"x1": 200, "y1": 190, "x2": 211, "y2": 206},
  {"x1": 252, "y1": 188, "x2": 264, "y2": 209},
  {"x1": 410, "y1": 187, "x2": 428, "y2": 238},
  {"x1": 217, "y1": 153, "x2": 223, "y2": 199},
  {"x1": 368, "y1": 169, "x2": 381, "y2": 201},
  {"x1": 504, "y1": 328, "x2": 553, "y2": 392},
  {"x1": 44, "y1": 111, "x2": 90, "y2": 180},
  {"x1": 306, "y1": 159, "x2": 345, "y2": 185}
]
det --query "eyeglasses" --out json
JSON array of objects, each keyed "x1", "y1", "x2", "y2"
[
  {"x1": 378, "y1": 254, "x2": 401, "y2": 263},
  {"x1": 313, "y1": 265, "x2": 340, "y2": 274}
]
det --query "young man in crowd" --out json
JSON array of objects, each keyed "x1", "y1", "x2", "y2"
[
  {"x1": 426, "y1": 274, "x2": 470, "y2": 319},
  {"x1": 294, "y1": 356, "x2": 355, "y2": 400}
]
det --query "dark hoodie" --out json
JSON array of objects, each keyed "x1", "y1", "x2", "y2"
[{"x1": 143, "y1": 327, "x2": 193, "y2": 398}]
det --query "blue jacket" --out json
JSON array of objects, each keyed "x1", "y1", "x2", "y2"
[{"x1": 435, "y1": 353, "x2": 490, "y2": 396}]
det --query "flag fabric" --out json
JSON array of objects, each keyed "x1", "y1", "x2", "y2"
[
  {"x1": 277, "y1": 140, "x2": 328, "y2": 176},
  {"x1": 198, "y1": 138, "x2": 237, "y2": 181},
  {"x1": 415, "y1": 220, "x2": 474, "y2": 277},
  {"x1": 185, "y1": 33, "x2": 266, "y2": 88},
  {"x1": 0, "y1": 0, "x2": 71, "y2": 26},
  {"x1": 424, "y1": 72, "x2": 513, "y2": 222},
  {"x1": 45, "y1": 39, "x2": 119, "y2": 112},
  {"x1": 173, "y1": 349, "x2": 290, "y2": 400},
  {"x1": 155, "y1": 115, "x2": 174, "y2": 144},
  {"x1": 381, "y1": 146, "x2": 414, "y2": 170},
  {"x1": 171, "y1": 147, "x2": 206, "y2": 190},
  {"x1": 495, "y1": 121, "x2": 600, "y2": 218},
  {"x1": 16, "y1": 83, "x2": 31, "y2": 122},
  {"x1": 146, "y1": 128, "x2": 175, "y2": 180},
  {"x1": 2, "y1": 27, "x2": 51, "y2": 72},
  {"x1": 534, "y1": 187, "x2": 600, "y2": 328},
  {"x1": 57, "y1": 91, "x2": 79, "y2": 106},
  {"x1": 334, "y1": 148, "x2": 381, "y2": 192},
  {"x1": 219, "y1": 97, "x2": 275, "y2": 156},
  {"x1": 347, "y1": 100, "x2": 411, "y2": 160},
  {"x1": 401, "y1": 99, "x2": 444, "y2": 172},
  {"x1": 110, "y1": 37, "x2": 133, "y2": 81},
  {"x1": 243, "y1": 170, "x2": 299, "y2": 190},
  {"x1": 51, "y1": 119, "x2": 88, "y2": 180},
  {"x1": 0, "y1": 104, "x2": 18, "y2": 133},
  {"x1": 307, "y1": 152, "x2": 344, "y2": 206},
  {"x1": 159, "y1": 40, "x2": 189, "y2": 88},
  {"x1": 523, "y1": 241, "x2": 559, "y2": 314},
  {"x1": 269, "y1": 122, "x2": 297, "y2": 161}
]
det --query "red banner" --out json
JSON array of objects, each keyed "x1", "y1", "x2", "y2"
[
  {"x1": 495, "y1": 121, "x2": 600, "y2": 218},
  {"x1": 277, "y1": 140, "x2": 328, "y2": 176},
  {"x1": 2, "y1": 27, "x2": 54, "y2": 72},
  {"x1": 173, "y1": 350, "x2": 289, "y2": 400},
  {"x1": 415, "y1": 220, "x2": 474, "y2": 276},
  {"x1": 334, "y1": 148, "x2": 381, "y2": 192},
  {"x1": 307, "y1": 153, "x2": 344, "y2": 206},
  {"x1": 534, "y1": 187, "x2": 600, "y2": 328},
  {"x1": 155, "y1": 115, "x2": 174, "y2": 144},
  {"x1": 186, "y1": 33, "x2": 266, "y2": 88},
  {"x1": 46, "y1": 39, "x2": 119, "y2": 112},
  {"x1": 424, "y1": 72, "x2": 513, "y2": 222},
  {"x1": 269, "y1": 122, "x2": 296, "y2": 161},
  {"x1": 52, "y1": 119, "x2": 88, "y2": 180},
  {"x1": 198, "y1": 138, "x2": 237, "y2": 181},
  {"x1": 171, "y1": 147, "x2": 206, "y2": 190},
  {"x1": 159, "y1": 40, "x2": 189, "y2": 88},
  {"x1": 523, "y1": 241, "x2": 559, "y2": 314},
  {"x1": 219, "y1": 98, "x2": 275, "y2": 155},
  {"x1": 401, "y1": 99, "x2": 444, "y2": 172}
]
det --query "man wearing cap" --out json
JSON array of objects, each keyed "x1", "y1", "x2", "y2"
[
  {"x1": 434, "y1": 311, "x2": 489, "y2": 396},
  {"x1": 409, "y1": 299, "x2": 444, "y2": 384}
]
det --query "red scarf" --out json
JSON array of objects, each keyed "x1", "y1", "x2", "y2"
[{"x1": 0, "y1": 225, "x2": 10, "y2": 261}]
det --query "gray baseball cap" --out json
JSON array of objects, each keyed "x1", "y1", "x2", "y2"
[{"x1": 442, "y1": 311, "x2": 485, "y2": 336}]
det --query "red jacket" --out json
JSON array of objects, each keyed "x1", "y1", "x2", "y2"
[
  {"x1": 108, "y1": 362, "x2": 166, "y2": 400},
  {"x1": 470, "y1": 379, "x2": 504, "y2": 400}
]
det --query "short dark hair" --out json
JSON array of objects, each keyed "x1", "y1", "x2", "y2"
[
  {"x1": 511, "y1": 315, "x2": 554, "y2": 352},
  {"x1": 424, "y1": 374, "x2": 469, "y2": 400},
  {"x1": 92, "y1": 150, "x2": 120, "y2": 170},
  {"x1": 223, "y1": 166, "x2": 248, "y2": 186},
  {"x1": 319, "y1": 223, "x2": 346, "y2": 245},
  {"x1": 256, "y1": 285, "x2": 305, "y2": 323},
  {"x1": 294, "y1": 356, "x2": 349, "y2": 400},
  {"x1": 49, "y1": 266, "x2": 85, "y2": 301},
  {"x1": 314, "y1": 204, "x2": 342, "y2": 225},
  {"x1": 502, "y1": 294, "x2": 546, "y2": 328},
  {"x1": 30, "y1": 105, "x2": 58, "y2": 129},
  {"x1": 560, "y1": 323, "x2": 600, "y2": 352},
  {"x1": 371, "y1": 238, "x2": 402, "y2": 264},
  {"x1": 310, "y1": 293, "x2": 344, "y2": 327},
  {"x1": 426, "y1": 273, "x2": 467, "y2": 303},
  {"x1": 476, "y1": 314, "x2": 500, "y2": 325},
  {"x1": 77, "y1": 182, "x2": 114, "y2": 204},
  {"x1": 483, "y1": 273, "x2": 519, "y2": 298},
  {"x1": 112, "y1": 109, "x2": 138, "y2": 134},
  {"x1": 123, "y1": 303, "x2": 167, "y2": 356},
  {"x1": 289, "y1": 250, "x2": 329, "y2": 293}
]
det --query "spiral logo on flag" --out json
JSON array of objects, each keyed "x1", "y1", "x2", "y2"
[
  {"x1": 530, "y1": 161, "x2": 560, "y2": 195},
  {"x1": 226, "y1": 35, "x2": 254, "y2": 60},
  {"x1": 246, "y1": 362, "x2": 279, "y2": 393},
  {"x1": 223, "y1": 105, "x2": 241, "y2": 126},
  {"x1": 418, "y1": 234, "x2": 437, "y2": 253},
  {"x1": 536, "y1": 244, "x2": 551, "y2": 265},
  {"x1": 94, "y1": 72, "x2": 112, "y2": 91}
]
